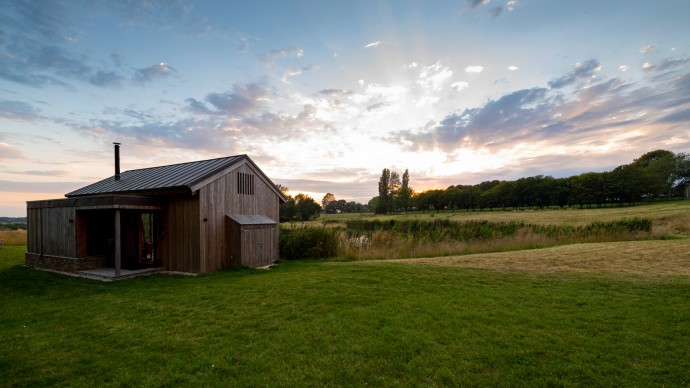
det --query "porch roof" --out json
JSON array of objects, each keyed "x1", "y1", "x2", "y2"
[{"x1": 27, "y1": 194, "x2": 163, "y2": 210}]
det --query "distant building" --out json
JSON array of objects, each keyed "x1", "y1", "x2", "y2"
[{"x1": 26, "y1": 145, "x2": 286, "y2": 279}]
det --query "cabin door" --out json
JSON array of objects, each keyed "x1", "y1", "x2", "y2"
[{"x1": 139, "y1": 212, "x2": 158, "y2": 267}]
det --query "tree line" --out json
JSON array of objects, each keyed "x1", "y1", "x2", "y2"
[
  {"x1": 373, "y1": 150, "x2": 690, "y2": 213},
  {"x1": 278, "y1": 149, "x2": 690, "y2": 220}
]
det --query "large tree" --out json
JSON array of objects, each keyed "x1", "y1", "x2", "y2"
[
  {"x1": 398, "y1": 169, "x2": 412, "y2": 211},
  {"x1": 322, "y1": 192, "x2": 336, "y2": 210},
  {"x1": 376, "y1": 168, "x2": 392, "y2": 214}
]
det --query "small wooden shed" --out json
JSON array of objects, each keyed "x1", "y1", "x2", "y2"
[
  {"x1": 225, "y1": 214, "x2": 278, "y2": 268},
  {"x1": 25, "y1": 148, "x2": 286, "y2": 277}
]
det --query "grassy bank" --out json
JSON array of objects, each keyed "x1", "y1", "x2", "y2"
[{"x1": 2, "y1": 245, "x2": 689, "y2": 386}]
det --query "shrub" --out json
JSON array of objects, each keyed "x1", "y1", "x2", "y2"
[{"x1": 279, "y1": 227, "x2": 339, "y2": 260}]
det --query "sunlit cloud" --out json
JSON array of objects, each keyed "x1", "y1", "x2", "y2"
[
  {"x1": 642, "y1": 62, "x2": 655, "y2": 70},
  {"x1": 507, "y1": 66, "x2": 519, "y2": 71},
  {"x1": 364, "y1": 41, "x2": 382, "y2": 48},
  {"x1": 134, "y1": 62, "x2": 177, "y2": 83},
  {"x1": 618, "y1": 65, "x2": 630, "y2": 72},
  {"x1": 465, "y1": 66, "x2": 485, "y2": 74},
  {"x1": 417, "y1": 62, "x2": 453, "y2": 91},
  {"x1": 451, "y1": 81, "x2": 469, "y2": 91},
  {"x1": 640, "y1": 44, "x2": 656, "y2": 54}
]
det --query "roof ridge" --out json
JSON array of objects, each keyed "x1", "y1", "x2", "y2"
[{"x1": 122, "y1": 154, "x2": 243, "y2": 173}]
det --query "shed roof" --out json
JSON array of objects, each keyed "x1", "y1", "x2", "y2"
[{"x1": 227, "y1": 214, "x2": 277, "y2": 225}]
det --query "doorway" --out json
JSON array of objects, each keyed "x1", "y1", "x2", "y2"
[{"x1": 139, "y1": 212, "x2": 158, "y2": 267}]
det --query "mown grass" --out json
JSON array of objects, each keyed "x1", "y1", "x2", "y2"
[{"x1": 2, "y1": 245, "x2": 689, "y2": 386}]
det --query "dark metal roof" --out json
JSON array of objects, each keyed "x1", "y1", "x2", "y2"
[{"x1": 66, "y1": 155, "x2": 243, "y2": 197}]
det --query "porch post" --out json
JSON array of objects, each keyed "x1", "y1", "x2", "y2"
[{"x1": 115, "y1": 209, "x2": 121, "y2": 276}]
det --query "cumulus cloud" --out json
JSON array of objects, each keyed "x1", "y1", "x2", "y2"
[
  {"x1": 451, "y1": 81, "x2": 469, "y2": 92},
  {"x1": 391, "y1": 57, "x2": 690, "y2": 160},
  {"x1": 548, "y1": 59, "x2": 601, "y2": 89},
  {"x1": 417, "y1": 62, "x2": 453, "y2": 91},
  {"x1": 507, "y1": 66, "x2": 519, "y2": 71},
  {"x1": 642, "y1": 62, "x2": 655, "y2": 71},
  {"x1": 465, "y1": 66, "x2": 485, "y2": 74},
  {"x1": 134, "y1": 62, "x2": 177, "y2": 83},
  {"x1": 187, "y1": 83, "x2": 274, "y2": 117}
]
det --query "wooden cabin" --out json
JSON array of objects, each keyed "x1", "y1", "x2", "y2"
[{"x1": 25, "y1": 149, "x2": 286, "y2": 278}]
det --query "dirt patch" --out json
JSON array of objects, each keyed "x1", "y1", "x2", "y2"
[{"x1": 379, "y1": 239, "x2": 690, "y2": 276}]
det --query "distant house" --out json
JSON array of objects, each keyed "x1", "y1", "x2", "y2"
[{"x1": 25, "y1": 145, "x2": 286, "y2": 279}]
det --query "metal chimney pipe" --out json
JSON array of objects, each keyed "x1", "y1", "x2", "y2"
[{"x1": 114, "y1": 142, "x2": 121, "y2": 181}]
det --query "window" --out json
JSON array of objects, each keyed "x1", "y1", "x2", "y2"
[{"x1": 237, "y1": 172, "x2": 255, "y2": 195}]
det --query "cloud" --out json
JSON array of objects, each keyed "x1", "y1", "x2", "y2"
[
  {"x1": 642, "y1": 62, "x2": 655, "y2": 71},
  {"x1": 658, "y1": 108, "x2": 690, "y2": 123},
  {"x1": 640, "y1": 44, "x2": 656, "y2": 54},
  {"x1": 134, "y1": 62, "x2": 177, "y2": 83},
  {"x1": 259, "y1": 46, "x2": 304, "y2": 63},
  {"x1": 548, "y1": 60, "x2": 601, "y2": 89},
  {"x1": 281, "y1": 65, "x2": 317, "y2": 83},
  {"x1": 318, "y1": 89, "x2": 353, "y2": 97},
  {"x1": 451, "y1": 82, "x2": 469, "y2": 92},
  {"x1": 364, "y1": 41, "x2": 382, "y2": 48},
  {"x1": 488, "y1": 6, "x2": 503, "y2": 17},
  {"x1": 88, "y1": 70, "x2": 126, "y2": 88},
  {"x1": 391, "y1": 57, "x2": 690, "y2": 166},
  {"x1": 0, "y1": 180, "x2": 84, "y2": 193},
  {"x1": 468, "y1": 0, "x2": 518, "y2": 17},
  {"x1": 190, "y1": 83, "x2": 274, "y2": 116},
  {"x1": 466, "y1": 0, "x2": 489, "y2": 9},
  {"x1": 618, "y1": 65, "x2": 630, "y2": 72},
  {"x1": 0, "y1": 142, "x2": 24, "y2": 160},
  {"x1": 465, "y1": 66, "x2": 485, "y2": 74},
  {"x1": 0, "y1": 100, "x2": 42, "y2": 121},
  {"x1": 417, "y1": 62, "x2": 453, "y2": 91},
  {"x1": 655, "y1": 58, "x2": 690, "y2": 72},
  {"x1": 507, "y1": 66, "x2": 519, "y2": 71},
  {"x1": 3, "y1": 170, "x2": 73, "y2": 177}
]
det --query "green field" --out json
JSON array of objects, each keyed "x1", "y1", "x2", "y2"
[
  {"x1": 2, "y1": 240, "x2": 690, "y2": 386},
  {"x1": 315, "y1": 200, "x2": 690, "y2": 230}
]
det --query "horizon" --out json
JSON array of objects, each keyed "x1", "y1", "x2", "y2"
[{"x1": 2, "y1": 0, "x2": 689, "y2": 216}]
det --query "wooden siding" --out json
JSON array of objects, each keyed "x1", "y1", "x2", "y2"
[
  {"x1": 26, "y1": 206, "x2": 76, "y2": 257},
  {"x1": 226, "y1": 218, "x2": 278, "y2": 268},
  {"x1": 240, "y1": 225, "x2": 278, "y2": 267},
  {"x1": 199, "y1": 163, "x2": 281, "y2": 271},
  {"x1": 164, "y1": 195, "x2": 200, "y2": 273}
]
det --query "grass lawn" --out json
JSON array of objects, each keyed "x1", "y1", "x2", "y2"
[{"x1": 2, "y1": 244, "x2": 689, "y2": 386}]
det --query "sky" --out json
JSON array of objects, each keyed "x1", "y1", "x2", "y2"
[{"x1": 1, "y1": 0, "x2": 690, "y2": 216}]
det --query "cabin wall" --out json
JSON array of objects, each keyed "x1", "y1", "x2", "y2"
[
  {"x1": 26, "y1": 206, "x2": 76, "y2": 257},
  {"x1": 199, "y1": 163, "x2": 281, "y2": 271},
  {"x1": 164, "y1": 195, "x2": 200, "y2": 273},
  {"x1": 24, "y1": 205, "x2": 99, "y2": 273}
]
